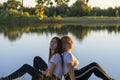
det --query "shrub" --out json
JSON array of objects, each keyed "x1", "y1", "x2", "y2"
[
  {"x1": 53, "y1": 15, "x2": 63, "y2": 20},
  {"x1": 23, "y1": 12, "x2": 30, "y2": 17}
]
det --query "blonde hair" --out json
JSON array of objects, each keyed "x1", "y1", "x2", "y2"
[{"x1": 61, "y1": 36, "x2": 73, "y2": 52}]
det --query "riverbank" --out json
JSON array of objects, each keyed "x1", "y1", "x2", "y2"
[
  {"x1": 63, "y1": 17, "x2": 120, "y2": 24},
  {"x1": 0, "y1": 17, "x2": 120, "y2": 25}
]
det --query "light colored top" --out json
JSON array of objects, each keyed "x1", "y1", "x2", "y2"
[
  {"x1": 48, "y1": 54, "x2": 62, "y2": 79},
  {"x1": 62, "y1": 52, "x2": 79, "y2": 75}
]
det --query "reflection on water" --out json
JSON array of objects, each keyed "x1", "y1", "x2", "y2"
[
  {"x1": 0, "y1": 24, "x2": 120, "y2": 42},
  {"x1": 0, "y1": 24, "x2": 120, "y2": 80}
]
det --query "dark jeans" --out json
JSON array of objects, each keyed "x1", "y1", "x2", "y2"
[
  {"x1": 64, "y1": 62, "x2": 111, "y2": 80},
  {"x1": 3, "y1": 56, "x2": 48, "y2": 80},
  {"x1": 33, "y1": 56, "x2": 48, "y2": 71}
]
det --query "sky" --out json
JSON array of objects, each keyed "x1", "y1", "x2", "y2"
[{"x1": 0, "y1": 0, "x2": 120, "y2": 9}]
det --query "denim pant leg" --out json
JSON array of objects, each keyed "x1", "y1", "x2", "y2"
[
  {"x1": 33, "y1": 56, "x2": 48, "y2": 71},
  {"x1": 4, "y1": 64, "x2": 40, "y2": 80},
  {"x1": 32, "y1": 56, "x2": 48, "y2": 80}
]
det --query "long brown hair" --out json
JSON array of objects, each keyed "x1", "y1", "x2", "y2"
[{"x1": 48, "y1": 37, "x2": 62, "y2": 61}]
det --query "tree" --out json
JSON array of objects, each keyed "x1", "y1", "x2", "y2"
[
  {"x1": 21, "y1": 0, "x2": 23, "y2": 12},
  {"x1": 115, "y1": 7, "x2": 120, "y2": 17},
  {"x1": 3, "y1": 0, "x2": 21, "y2": 10},
  {"x1": 55, "y1": 0, "x2": 89, "y2": 4},
  {"x1": 0, "y1": 3, "x2": 3, "y2": 9},
  {"x1": 35, "y1": 0, "x2": 73, "y2": 19},
  {"x1": 56, "y1": 4, "x2": 70, "y2": 17},
  {"x1": 115, "y1": 10, "x2": 119, "y2": 17},
  {"x1": 35, "y1": 0, "x2": 90, "y2": 19},
  {"x1": 70, "y1": 0, "x2": 91, "y2": 16},
  {"x1": 0, "y1": 3, "x2": 2, "y2": 6},
  {"x1": 89, "y1": 7, "x2": 101, "y2": 16},
  {"x1": 23, "y1": 7, "x2": 35, "y2": 15},
  {"x1": 35, "y1": 2, "x2": 45, "y2": 19},
  {"x1": 107, "y1": 7, "x2": 114, "y2": 16}
]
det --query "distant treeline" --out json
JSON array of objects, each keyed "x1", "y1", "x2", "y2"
[
  {"x1": 23, "y1": 5, "x2": 120, "y2": 17},
  {"x1": 0, "y1": 0, "x2": 120, "y2": 18},
  {"x1": 1, "y1": 6, "x2": 120, "y2": 17}
]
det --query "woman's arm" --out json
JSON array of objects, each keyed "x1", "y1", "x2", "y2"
[
  {"x1": 71, "y1": 54, "x2": 79, "y2": 67},
  {"x1": 46, "y1": 62, "x2": 56, "y2": 77},
  {"x1": 68, "y1": 63, "x2": 76, "y2": 80},
  {"x1": 71, "y1": 60, "x2": 79, "y2": 67}
]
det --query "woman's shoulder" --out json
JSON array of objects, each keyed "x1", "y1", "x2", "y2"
[
  {"x1": 50, "y1": 53, "x2": 61, "y2": 63},
  {"x1": 63, "y1": 52, "x2": 72, "y2": 57},
  {"x1": 63, "y1": 52, "x2": 73, "y2": 61},
  {"x1": 52, "y1": 53, "x2": 61, "y2": 59},
  {"x1": 53, "y1": 53, "x2": 61, "y2": 56}
]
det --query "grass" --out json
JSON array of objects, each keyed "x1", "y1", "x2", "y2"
[{"x1": 0, "y1": 16, "x2": 120, "y2": 25}]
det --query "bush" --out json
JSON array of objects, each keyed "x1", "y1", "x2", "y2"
[
  {"x1": 53, "y1": 15, "x2": 63, "y2": 20},
  {"x1": 23, "y1": 12, "x2": 30, "y2": 17},
  {"x1": 9, "y1": 9, "x2": 19, "y2": 15},
  {"x1": 0, "y1": 9, "x2": 31, "y2": 20}
]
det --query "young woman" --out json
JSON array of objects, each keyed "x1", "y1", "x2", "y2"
[
  {"x1": 61, "y1": 36, "x2": 114, "y2": 80},
  {"x1": 0, "y1": 37, "x2": 62, "y2": 80}
]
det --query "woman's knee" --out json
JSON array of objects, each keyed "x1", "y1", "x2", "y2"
[
  {"x1": 23, "y1": 64, "x2": 31, "y2": 68},
  {"x1": 90, "y1": 62, "x2": 99, "y2": 67},
  {"x1": 34, "y1": 56, "x2": 41, "y2": 62}
]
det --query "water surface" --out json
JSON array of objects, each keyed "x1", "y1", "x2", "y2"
[{"x1": 0, "y1": 24, "x2": 120, "y2": 80}]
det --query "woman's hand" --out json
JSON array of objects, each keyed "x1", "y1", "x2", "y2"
[
  {"x1": 41, "y1": 70, "x2": 47, "y2": 75},
  {"x1": 46, "y1": 70, "x2": 51, "y2": 77},
  {"x1": 71, "y1": 60, "x2": 77, "y2": 67},
  {"x1": 68, "y1": 63, "x2": 76, "y2": 80},
  {"x1": 42, "y1": 69, "x2": 51, "y2": 77},
  {"x1": 44, "y1": 62, "x2": 56, "y2": 77}
]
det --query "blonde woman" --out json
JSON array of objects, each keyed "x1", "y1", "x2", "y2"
[{"x1": 61, "y1": 36, "x2": 114, "y2": 80}]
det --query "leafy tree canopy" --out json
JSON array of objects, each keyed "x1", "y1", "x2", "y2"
[{"x1": 3, "y1": 0, "x2": 21, "y2": 10}]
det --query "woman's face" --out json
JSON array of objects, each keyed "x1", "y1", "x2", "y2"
[
  {"x1": 62, "y1": 40, "x2": 73, "y2": 51},
  {"x1": 66, "y1": 41, "x2": 73, "y2": 50},
  {"x1": 50, "y1": 38, "x2": 58, "y2": 50}
]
